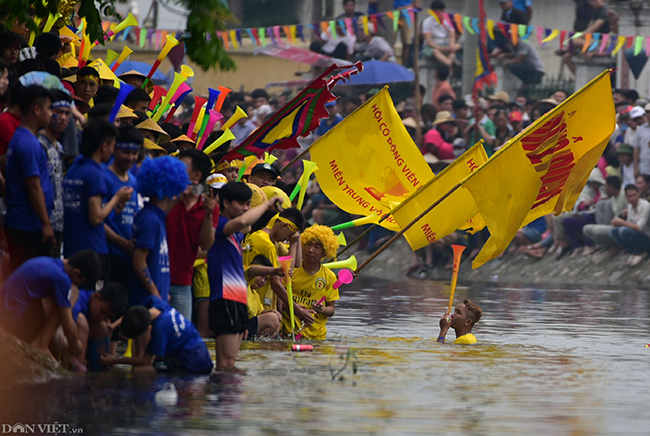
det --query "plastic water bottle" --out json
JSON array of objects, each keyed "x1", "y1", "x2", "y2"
[{"x1": 155, "y1": 382, "x2": 178, "y2": 406}]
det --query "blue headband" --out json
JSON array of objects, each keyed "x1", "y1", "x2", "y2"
[
  {"x1": 115, "y1": 142, "x2": 141, "y2": 150},
  {"x1": 51, "y1": 100, "x2": 72, "y2": 109}
]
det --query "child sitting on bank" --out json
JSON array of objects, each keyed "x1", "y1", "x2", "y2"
[
  {"x1": 282, "y1": 224, "x2": 339, "y2": 340},
  {"x1": 54, "y1": 282, "x2": 129, "y2": 371},
  {"x1": 0, "y1": 250, "x2": 102, "y2": 363},
  {"x1": 99, "y1": 295, "x2": 213, "y2": 374},
  {"x1": 245, "y1": 255, "x2": 284, "y2": 339},
  {"x1": 437, "y1": 300, "x2": 482, "y2": 344}
]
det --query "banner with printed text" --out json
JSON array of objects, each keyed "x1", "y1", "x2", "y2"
[{"x1": 310, "y1": 87, "x2": 434, "y2": 231}]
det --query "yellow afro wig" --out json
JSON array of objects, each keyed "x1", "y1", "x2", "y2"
[{"x1": 301, "y1": 224, "x2": 339, "y2": 259}]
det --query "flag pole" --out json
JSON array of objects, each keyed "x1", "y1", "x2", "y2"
[{"x1": 355, "y1": 182, "x2": 462, "y2": 275}]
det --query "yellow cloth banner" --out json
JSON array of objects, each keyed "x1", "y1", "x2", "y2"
[
  {"x1": 392, "y1": 142, "x2": 489, "y2": 251},
  {"x1": 465, "y1": 70, "x2": 615, "y2": 268},
  {"x1": 310, "y1": 87, "x2": 434, "y2": 230}
]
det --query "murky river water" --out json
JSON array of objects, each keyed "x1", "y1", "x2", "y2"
[{"x1": 1, "y1": 278, "x2": 649, "y2": 435}]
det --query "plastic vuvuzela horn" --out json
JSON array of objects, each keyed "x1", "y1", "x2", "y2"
[
  {"x1": 110, "y1": 46, "x2": 133, "y2": 72},
  {"x1": 142, "y1": 34, "x2": 179, "y2": 89},
  {"x1": 447, "y1": 244, "x2": 466, "y2": 315}
]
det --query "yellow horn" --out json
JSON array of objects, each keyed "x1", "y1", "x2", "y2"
[
  {"x1": 296, "y1": 160, "x2": 318, "y2": 209},
  {"x1": 323, "y1": 256, "x2": 357, "y2": 270},
  {"x1": 180, "y1": 65, "x2": 194, "y2": 79},
  {"x1": 105, "y1": 49, "x2": 119, "y2": 66},
  {"x1": 221, "y1": 106, "x2": 247, "y2": 131},
  {"x1": 337, "y1": 233, "x2": 347, "y2": 246},
  {"x1": 203, "y1": 128, "x2": 236, "y2": 155},
  {"x1": 43, "y1": 13, "x2": 62, "y2": 32},
  {"x1": 111, "y1": 46, "x2": 133, "y2": 72},
  {"x1": 152, "y1": 72, "x2": 187, "y2": 122},
  {"x1": 113, "y1": 13, "x2": 138, "y2": 36},
  {"x1": 352, "y1": 215, "x2": 380, "y2": 227},
  {"x1": 157, "y1": 34, "x2": 179, "y2": 62}
]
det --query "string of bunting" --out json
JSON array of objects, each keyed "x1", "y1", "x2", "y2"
[{"x1": 99, "y1": 8, "x2": 650, "y2": 58}]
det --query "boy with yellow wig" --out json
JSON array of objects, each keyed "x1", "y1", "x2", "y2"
[{"x1": 282, "y1": 224, "x2": 340, "y2": 340}]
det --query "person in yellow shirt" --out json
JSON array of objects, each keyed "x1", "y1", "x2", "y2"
[
  {"x1": 437, "y1": 300, "x2": 482, "y2": 345},
  {"x1": 244, "y1": 255, "x2": 283, "y2": 339},
  {"x1": 282, "y1": 224, "x2": 340, "y2": 340},
  {"x1": 242, "y1": 209, "x2": 314, "y2": 329}
]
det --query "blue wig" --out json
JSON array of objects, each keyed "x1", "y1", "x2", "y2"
[{"x1": 137, "y1": 156, "x2": 190, "y2": 199}]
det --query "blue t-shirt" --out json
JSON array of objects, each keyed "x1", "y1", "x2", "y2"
[
  {"x1": 72, "y1": 289, "x2": 93, "y2": 322},
  {"x1": 5, "y1": 127, "x2": 54, "y2": 232},
  {"x1": 393, "y1": 0, "x2": 411, "y2": 7},
  {"x1": 526, "y1": 216, "x2": 547, "y2": 234},
  {"x1": 1, "y1": 257, "x2": 72, "y2": 321},
  {"x1": 513, "y1": 0, "x2": 532, "y2": 12},
  {"x1": 128, "y1": 203, "x2": 170, "y2": 307},
  {"x1": 315, "y1": 114, "x2": 344, "y2": 137},
  {"x1": 207, "y1": 215, "x2": 248, "y2": 304},
  {"x1": 143, "y1": 295, "x2": 205, "y2": 357},
  {"x1": 63, "y1": 156, "x2": 109, "y2": 256},
  {"x1": 103, "y1": 168, "x2": 139, "y2": 261}
]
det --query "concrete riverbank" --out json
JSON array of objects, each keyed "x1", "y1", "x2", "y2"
[{"x1": 354, "y1": 238, "x2": 650, "y2": 288}]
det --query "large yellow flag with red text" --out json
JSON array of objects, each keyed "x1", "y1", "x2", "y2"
[
  {"x1": 392, "y1": 142, "x2": 489, "y2": 250},
  {"x1": 466, "y1": 70, "x2": 615, "y2": 268},
  {"x1": 310, "y1": 87, "x2": 434, "y2": 230}
]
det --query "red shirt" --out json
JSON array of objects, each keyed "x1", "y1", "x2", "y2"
[
  {"x1": 0, "y1": 111, "x2": 20, "y2": 156},
  {"x1": 166, "y1": 197, "x2": 220, "y2": 286}
]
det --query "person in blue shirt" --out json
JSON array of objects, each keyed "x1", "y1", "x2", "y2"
[
  {"x1": 54, "y1": 282, "x2": 128, "y2": 372},
  {"x1": 0, "y1": 249, "x2": 102, "y2": 364},
  {"x1": 315, "y1": 101, "x2": 343, "y2": 138},
  {"x1": 99, "y1": 295, "x2": 213, "y2": 374},
  {"x1": 513, "y1": 0, "x2": 533, "y2": 23},
  {"x1": 103, "y1": 125, "x2": 143, "y2": 289},
  {"x1": 4, "y1": 85, "x2": 55, "y2": 275},
  {"x1": 63, "y1": 119, "x2": 134, "y2": 280},
  {"x1": 128, "y1": 156, "x2": 189, "y2": 307}
]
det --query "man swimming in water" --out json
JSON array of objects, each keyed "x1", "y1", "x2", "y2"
[{"x1": 437, "y1": 299, "x2": 482, "y2": 344}]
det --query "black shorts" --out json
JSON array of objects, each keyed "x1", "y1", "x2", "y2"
[
  {"x1": 245, "y1": 316, "x2": 259, "y2": 340},
  {"x1": 208, "y1": 299, "x2": 249, "y2": 337},
  {"x1": 160, "y1": 346, "x2": 213, "y2": 374}
]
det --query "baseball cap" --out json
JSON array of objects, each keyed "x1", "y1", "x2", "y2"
[
  {"x1": 206, "y1": 173, "x2": 228, "y2": 189},
  {"x1": 509, "y1": 111, "x2": 523, "y2": 122},
  {"x1": 616, "y1": 144, "x2": 634, "y2": 155},
  {"x1": 630, "y1": 106, "x2": 646, "y2": 119},
  {"x1": 251, "y1": 162, "x2": 279, "y2": 178}
]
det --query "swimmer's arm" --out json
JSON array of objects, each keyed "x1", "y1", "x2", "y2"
[
  {"x1": 437, "y1": 310, "x2": 451, "y2": 343},
  {"x1": 100, "y1": 352, "x2": 155, "y2": 367}
]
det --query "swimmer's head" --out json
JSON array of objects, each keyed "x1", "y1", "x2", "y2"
[{"x1": 450, "y1": 299, "x2": 482, "y2": 330}]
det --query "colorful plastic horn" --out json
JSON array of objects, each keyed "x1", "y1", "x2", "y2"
[
  {"x1": 323, "y1": 255, "x2": 357, "y2": 270},
  {"x1": 108, "y1": 82, "x2": 135, "y2": 123},
  {"x1": 278, "y1": 255, "x2": 296, "y2": 340},
  {"x1": 331, "y1": 214, "x2": 380, "y2": 232},
  {"x1": 152, "y1": 72, "x2": 187, "y2": 122},
  {"x1": 104, "y1": 12, "x2": 138, "y2": 42},
  {"x1": 197, "y1": 110, "x2": 224, "y2": 150},
  {"x1": 332, "y1": 268, "x2": 354, "y2": 289},
  {"x1": 337, "y1": 233, "x2": 347, "y2": 247},
  {"x1": 215, "y1": 85, "x2": 231, "y2": 112},
  {"x1": 221, "y1": 106, "x2": 247, "y2": 131},
  {"x1": 105, "y1": 49, "x2": 119, "y2": 66},
  {"x1": 289, "y1": 160, "x2": 318, "y2": 201},
  {"x1": 163, "y1": 83, "x2": 193, "y2": 123},
  {"x1": 148, "y1": 85, "x2": 167, "y2": 112},
  {"x1": 203, "y1": 128, "x2": 235, "y2": 155},
  {"x1": 447, "y1": 244, "x2": 466, "y2": 315},
  {"x1": 180, "y1": 65, "x2": 194, "y2": 79},
  {"x1": 296, "y1": 160, "x2": 318, "y2": 209},
  {"x1": 111, "y1": 46, "x2": 133, "y2": 72},
  {"x1": 142, "y1": 34, "x2": 179, "y2": 89},
  {"x1": 187, "y1": 96, "x2": 207, "y2": 140},
  {"x1": 43, "y1": 13, "x2": 62, "y2": 32}
]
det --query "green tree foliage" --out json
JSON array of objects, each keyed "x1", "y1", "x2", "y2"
[{"x1": 1, "y1": 0, "x2": 236, "y2": 72}]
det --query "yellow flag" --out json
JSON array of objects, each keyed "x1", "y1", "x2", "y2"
[
  {"x1": 465, "y1": 70, "x2": 615, "y2": 268},
  {"x1": 310, "y1": 87, "x2": 434, "y2": 230},
  {"x1": 392, "y1": 142, "x2": 488, "y2": 251}
]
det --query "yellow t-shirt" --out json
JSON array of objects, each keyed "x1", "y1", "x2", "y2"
[
  {"x1": 282, "y1": 265, "x2": 338, "y2": 340},
  {"x1": 453, "y1": 333, "x2": 477, "y2": 345},
  {"x1": 243, "y1": 230, "x2": 279, "y2": 310},
  {"x1": 192, "y1": 262, "x2": 210, "y2": 299},
  {"x1": 244, "y1": 266, "x2": 265, "y2": 319}
]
